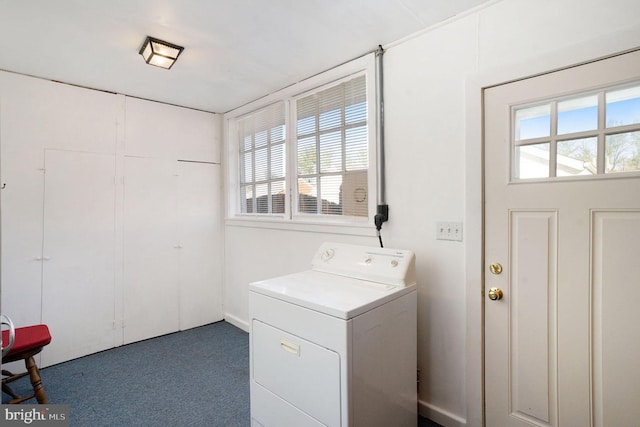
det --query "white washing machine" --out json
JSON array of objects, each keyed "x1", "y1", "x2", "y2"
[{"x1": 249, "y1": 242, "x2": 417, "y2": 427}]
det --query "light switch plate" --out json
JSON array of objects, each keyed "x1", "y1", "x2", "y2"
[{"x1": 436, "y1": 221, "x2": 463, "y2": 241}]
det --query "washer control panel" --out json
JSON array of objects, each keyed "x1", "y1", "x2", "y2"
[{"x1": 311, "y1": 242, "x2": 416, "y2": 287}]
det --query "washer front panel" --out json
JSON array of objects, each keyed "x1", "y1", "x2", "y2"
[{"x1": 252, "y1": 320, "x2": 341, "y2": 426}]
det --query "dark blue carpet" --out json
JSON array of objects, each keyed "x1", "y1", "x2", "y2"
[
  {"x1": 4, "y1": 321, "x2": 249, "y2": 426},
  {"x1": 4, "y1": 321, "x2": 441, "y2": 426}
]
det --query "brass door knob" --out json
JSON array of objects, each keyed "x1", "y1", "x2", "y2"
[{"x1": 488, "y1": 288, "x2": 503, "y2": 301}]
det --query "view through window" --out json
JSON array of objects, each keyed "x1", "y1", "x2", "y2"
[
  {"x1": 513, "y1": 82, "x2": 640, "y2": 180},
  {"x1": 238, "y1": 102, "x2": 286, "y2": 214},
  {"x1": 295, "y1": 75, "x2": 368, "y2": 217}
]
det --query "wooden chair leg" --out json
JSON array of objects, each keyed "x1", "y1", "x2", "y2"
[
  {"x1": 25, "y1": 356, "x2": 48, "y2": 404},
  {"x1": 2, "y1": 380, "x2": 21, "y2": 400}
]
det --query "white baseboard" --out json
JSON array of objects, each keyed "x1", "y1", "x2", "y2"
[
  {"x1": 224, "y1": 312, "x2": 249, "y2": 332},
  {"x1": 419, "y1": 399, "x2": 467, "y2": 427}
]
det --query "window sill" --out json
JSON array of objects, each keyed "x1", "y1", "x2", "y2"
[{"x1": 225, "y1": 216, "x2": 377, "y2": 237}]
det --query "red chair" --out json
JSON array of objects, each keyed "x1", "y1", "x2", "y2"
[{"x1": 2, "y1": 323, "x2": 52, "y2": 404}]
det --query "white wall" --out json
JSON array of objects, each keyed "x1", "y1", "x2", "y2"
[
  {"x1": 223, "y1": 0, "x2": 640, "y2": 425},
  {"x1": 0, "y1": 72, "x2": 224, "y2": 366}
]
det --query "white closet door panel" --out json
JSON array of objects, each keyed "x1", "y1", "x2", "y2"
[
  {"x1": 41, "y1": 150, "x2": 117, "y2": 367},
  {"x1": 123, "y1": 156, "x2": 179, "y2": 344},
  {"x1": 124, "y1": 97, "x2": 219, "y2": 162},
  {"x1": 177, "y1": 161, "x2": 223, "y2": 330},
  {"x1": 0, "y1": 148, "x2": 45, "y2": 326}
]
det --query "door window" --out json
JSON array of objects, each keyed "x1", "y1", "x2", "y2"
[{"x1": 513, "y1": 81, "x2": 640, "y2": 180}]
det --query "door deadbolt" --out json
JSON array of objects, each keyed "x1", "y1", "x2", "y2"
[
  {"x1": 488, "y1": 288, "x2": 503, "y2": 301},
  {"x1": 489, "y1": 263, "x2": 503, "y2": 275}
]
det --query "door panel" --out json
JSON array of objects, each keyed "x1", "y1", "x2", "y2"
[
  {"x1": 484, "y1": 50, "x2": 640, "y2": 426},
  {"x1": 0, "y1": 148, "x2": 45, "y2": 327},
  {"x1": 41, "y1": 149, "x2": 117, "y2": 366},
  {"x1": 176, "y1": 161, "x2": 223, "y2": 329},
  {"x1": 509, "y1": 211, "x2": 557, "y2": 425},
  {"x1": 122, "y1": 156, "x2": 179, "y2": 344},
  {"x1": 591, "y1": 210, "x2": 640, "y2": 427},
  {"x1": 123, "y1": 158, "x2": 223, "y2": 341}
]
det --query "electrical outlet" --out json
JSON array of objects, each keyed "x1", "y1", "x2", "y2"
[{"x1": 436, "y1": 221, "x2": 463, "y2": 241}]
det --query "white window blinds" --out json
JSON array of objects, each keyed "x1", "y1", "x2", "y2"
[
  {"x1": 295, "y1": 75, "x2": 368, "y2": 217},
  {"x1": 238, "y1": 102, "x2": 286, "y2": 214}
]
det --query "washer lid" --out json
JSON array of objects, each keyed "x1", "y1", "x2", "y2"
[{"x1": 249, "y1": 270, "x2": 415, "y2": 319}]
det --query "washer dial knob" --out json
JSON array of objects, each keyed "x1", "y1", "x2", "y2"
[{"x1": 321, "y1": 248, "x2": 335, "y2": 261}]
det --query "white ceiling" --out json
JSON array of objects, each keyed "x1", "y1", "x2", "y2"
[{"x1": 0, "y1": 0, "x2": 488, "y2": 113}]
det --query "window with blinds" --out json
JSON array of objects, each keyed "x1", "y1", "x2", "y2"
[
  {"x1": 227, "y1": 55, "x2": 374, "y2": 224},
  {"x1": 238, "y1": 102, "x2": 286, "y2": 214},
  {"x1": 295, "y1": 75, "x2": 368, "y2": 217}
]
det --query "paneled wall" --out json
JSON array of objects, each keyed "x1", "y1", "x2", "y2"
[{"x1": 0, "y1": 72, "x2": 223, "y2": 367}]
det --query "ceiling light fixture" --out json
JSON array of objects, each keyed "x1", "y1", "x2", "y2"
[{"x1": 139, "y1": 36, "x2": 184, "y2": 69}]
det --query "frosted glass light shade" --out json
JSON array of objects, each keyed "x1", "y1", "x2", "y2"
[{"x1": 139, "y1": 36, "x2": 183, "y2": 69}]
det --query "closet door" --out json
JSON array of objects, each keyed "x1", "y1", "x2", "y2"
[
  {"x1": 176, "y1": 161, "x2": 223, "y2": 330},
  {"x1": 123, "y1": 156, "x2": 179, "y2": 344},
  {"x1": 41, "y1": 149, "x2": 117, "y2": 366},
  {"x1": 0, "y1": 148, "x2": 44, "y2": 327}
]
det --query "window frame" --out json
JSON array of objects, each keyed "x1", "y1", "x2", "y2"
[
  {"x1": 224, "y1": 54, "x2": 377, "y2": 234},
  {"x1": 291, "y1": 72, "x2": 371, "y2": 221},
  {"x1": 510, "y1": 79, "x2": 640, "y2": 182},
  {"x1": 236, "y1": 101, "x2": 287, "y2": 216}
]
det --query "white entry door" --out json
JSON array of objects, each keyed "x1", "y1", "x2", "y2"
[{"x1": 484, "y1": 50, "x2": 640, "y2": 426}]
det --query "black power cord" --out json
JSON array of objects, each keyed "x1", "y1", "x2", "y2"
[{"x1": 374, "y1": 204, "x2": 389, "y2": 248}]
